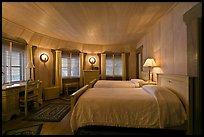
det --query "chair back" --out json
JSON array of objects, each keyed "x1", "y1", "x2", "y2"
[{"x1": 24, "y1": 81, "x2": 38, "y2": 100}]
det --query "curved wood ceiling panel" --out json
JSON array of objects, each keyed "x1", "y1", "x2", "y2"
[{"x1": 2, "y1": 2, "x2": 175, "y2": 45}]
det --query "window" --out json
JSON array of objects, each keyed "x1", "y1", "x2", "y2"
[
  {"x1": 106, "y1": 54, "x2": 122, "y2": 77},
  {"x1": 2, "y1": 39, "x2": 26, "y2": 84},
  {"x1": 62, "y1": 52, "x2": 79, "y2": 78}
]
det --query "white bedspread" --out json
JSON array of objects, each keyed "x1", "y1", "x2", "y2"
[
  {"x1": 70, "y1": 87, "x2": 186, "y2": 132},
  {"x1": 93, "y1": 80, "x2": 139, "y2": 88}
]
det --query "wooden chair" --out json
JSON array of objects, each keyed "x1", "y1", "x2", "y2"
[{"x1": 19, "y1": 81, "x2": 40, "y2": 116}]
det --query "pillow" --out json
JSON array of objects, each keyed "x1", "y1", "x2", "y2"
[
  {"x1": 131, "y1": 79, "x2": 144, "y2": 83},
  {"x1": 130, "y1": 79, "x2": 144, "y2": 84},
  {"x1": 142, "y1": 85, "x2": 170, "y2": 96},
  {"x1": 134, "y1": 82, "x2": 140, "y2": 88},
  {"x1": 131, "y1": 79, "x2": 145, "y2": 87}
]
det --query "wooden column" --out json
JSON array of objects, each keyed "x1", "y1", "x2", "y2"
[{"x1": 55, "y1": 50, "x2": 62, "y2": 94}]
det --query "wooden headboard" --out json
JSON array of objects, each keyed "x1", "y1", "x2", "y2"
[{"x1": 157, "y1": 74, "x2": 191, "y2": 113}]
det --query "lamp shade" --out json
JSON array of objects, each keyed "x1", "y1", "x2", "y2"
[{"x1": 143, "y1": 58, "x2": 156, "y2": 67}]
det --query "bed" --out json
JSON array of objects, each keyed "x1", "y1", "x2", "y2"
[
  {"x1": 93, "y1": 79, "x2": 145, "y2": 88},
  {"x1": 70, "y1": 74, "x2": 191, "y2": 135}
]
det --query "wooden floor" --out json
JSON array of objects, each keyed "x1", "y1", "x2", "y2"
[{"x1": 2, "y1": 96, "x2": 73, "y2": 135}]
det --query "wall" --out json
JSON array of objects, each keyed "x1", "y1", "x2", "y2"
[
  {"x1": 135, "y1": 2, "x2": 198, "y2": 79},
  {"x1": 84, "y1": 54, "x2": 100, "y2": 70},
  {"x1": 34, "y1": 47, "x2": 54, "y2": 88},
  {"x1": 2, "y1": 2, "x2": 198, "y2": 83}
]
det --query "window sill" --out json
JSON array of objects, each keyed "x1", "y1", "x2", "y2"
[{"x1": 62, "y1": 77, "x2": 80, "y2": 80}]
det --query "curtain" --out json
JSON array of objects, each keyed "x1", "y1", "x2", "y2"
[
  {"x1": 79, "y1": 52, "x2": 84, "y2": 87},
  {"x1": 101, "y1": 53, "x2": 106, "y2": 80},
  {"x1": 121, "y1": 53, "x2": 126, "y2": 81},
  {"x1": 55, "y1": 50, "x2": 62, "y2": 93}
]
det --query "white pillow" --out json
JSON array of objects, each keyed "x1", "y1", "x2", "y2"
[
  {"x1": 131, "y1": 79, "x2": 145, "y2": 87},
  {"x1": 142, "y1": 85, "x2": 169, "y2": 96},
  {"x1": 134, "y1": 82, "x2": 140, "y2": 88},
  {"x1": 130, "y1": 79, "x2": 144, "y2": 84},
  {"x1": 131, "y1": 79, "x2": 145, "y2": 83}
]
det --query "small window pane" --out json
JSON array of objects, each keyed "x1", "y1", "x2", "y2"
[
  {"x1": 106, "y1": 55, "x2": 113, "y2": 76},
  {"x1": 114, "y1": 55, "x2": 122, "y2": 76},
  {"x1": 71, "y1": 56, "x2": 79, "y2": 77},
  {"x1": 12, "y1": 52, "x2": 20, "y2": 66},
  {"x1": 62, "y1": 58, "x2": 68, "y2": 67},
  {"x1": 62, "y1": 68, "x2": 68, "y2": 77},
  {"x1": 6, "y1": 67, "x2": 10, "y2": 83},
  {"x1": 61, "y1": 54, "x2": 79, "y2": 78},
  {"x1": 12, "y1": 67, "x2": 20, "y2": 81}
]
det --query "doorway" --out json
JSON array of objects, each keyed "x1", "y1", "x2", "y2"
[{"x1": 136, "y1": 45, "x2": 143, "y2": 79}]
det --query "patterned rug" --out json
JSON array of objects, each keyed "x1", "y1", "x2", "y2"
[
  {"x1": 24, "y1": 103, "x2": 70, "y2": 122},
  {"x1": 3, "y1": 124, "x2": 43, "y2": 135}
]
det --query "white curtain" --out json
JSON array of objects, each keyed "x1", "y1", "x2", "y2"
[
  {"x1": 26, "y1": 44, "x2": 35, "y2": 81},
  {"x1": 121, "y1": 53, "x2": 126, "y2": 81},
  {"x1": 79, "y1": 52, "x2": 84, "y2": 87},
  {"x1": 101, "y1": 54, "x2": 106, "y2": 80},
  {"x1": 55, "y1": 50, "x2": 62, "y2": 93}
]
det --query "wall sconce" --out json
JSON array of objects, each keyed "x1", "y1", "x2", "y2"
[
  {"x1": 89, "y1": 57, "x2": 96, "y2": 70},
  {"x1": 89, "y1": 57, "x2": 96, "y2": 65},
  {"x1": 40, "y1": 53, "x2": 49, "y2": 63}
]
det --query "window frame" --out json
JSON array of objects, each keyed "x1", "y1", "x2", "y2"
[
  {"x1": 2, "y1": 40, "x2": 26, "y2": 84},
  {"x1": 61, "y1": 52, "x2": 79, "y2": 78},
  {"x1": 106, "y1": 54, "x2": 122, "y2": 78}
]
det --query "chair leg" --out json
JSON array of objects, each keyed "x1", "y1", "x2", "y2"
[
  {"x1": 24, "y1": 102, "x2": 28, "y2": 116},
  {"x1": 34, "y1": 102, "x2": 39, "y2": 109}
]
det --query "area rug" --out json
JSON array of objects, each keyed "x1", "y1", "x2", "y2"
[
  {"x1": 24, "y1": 103, "x2": 70, "y2": 122},
  {"x1": 3, "y1": 124, "x2": 43, "y2": 135}
]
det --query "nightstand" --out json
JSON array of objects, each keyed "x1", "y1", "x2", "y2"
[
  {"x1": 83, "y1": 70, "x2": 100, "y2": 86},
  {"x1": 142, "y1": 81, "x2": 157, "y2": 86}
]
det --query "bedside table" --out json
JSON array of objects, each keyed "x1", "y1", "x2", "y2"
[{"x1": 142, "y1": 81, "x2": 157, "y2": 86}]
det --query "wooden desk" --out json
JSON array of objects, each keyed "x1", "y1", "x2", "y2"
[
  {"x1": 2, "y1": 81, "x2": 43, "y2": 121},
  {"x1": 2, "y1": 83, "x2": 25, "y2": 121}
]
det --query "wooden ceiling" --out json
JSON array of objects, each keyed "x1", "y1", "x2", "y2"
[{"x1": 2, "y1": 2, "x2": 176, "y2": 45}]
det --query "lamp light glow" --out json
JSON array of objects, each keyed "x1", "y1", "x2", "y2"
[
  {"x1": 40, "y1": 53, "x2": 49, "y2": 63},
  {"x1": 89, "y1": 57, "x2": 96, "y2": 65},
  {"x1": 143, "y1": 58, "x2": 156, "y2": 81},
  {"x1": 143, "y1": 58, "x2": 156, "y2": 67}
]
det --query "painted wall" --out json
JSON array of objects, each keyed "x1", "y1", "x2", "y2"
[{"x1": 134, "y1": 2, "x2": 198, "y2": 79}]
